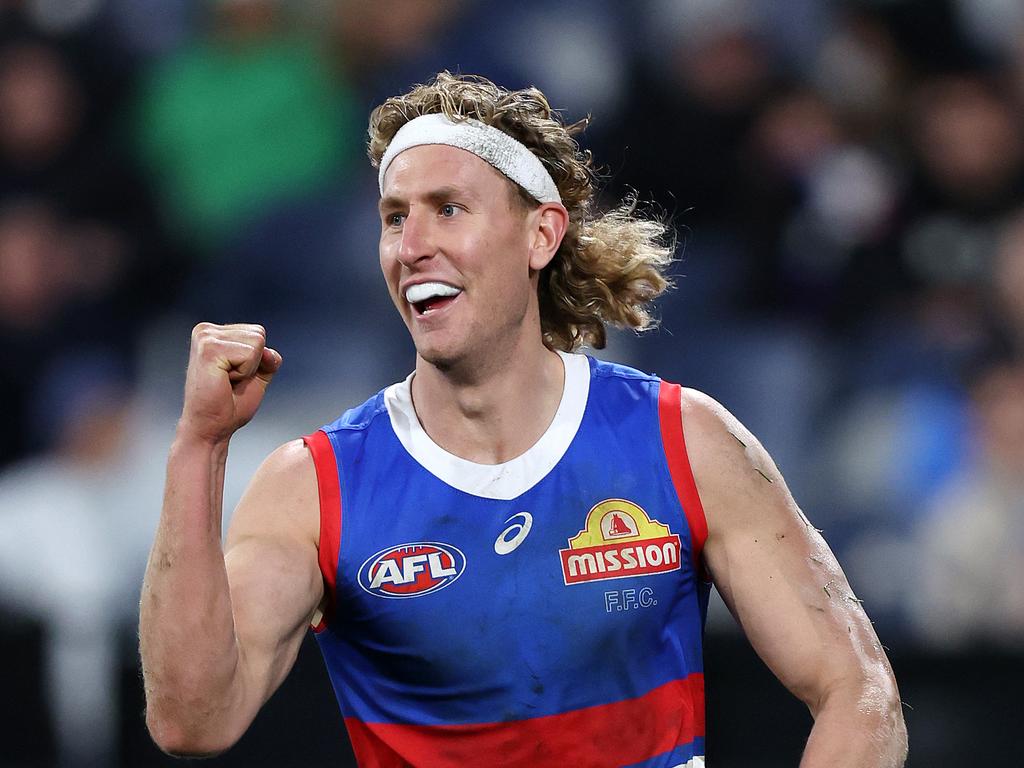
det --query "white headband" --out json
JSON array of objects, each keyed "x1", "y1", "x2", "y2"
[{"x1": 377, "y1": 113, "x2": 562, "y2": 204}]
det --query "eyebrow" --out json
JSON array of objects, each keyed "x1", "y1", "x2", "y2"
[{"x1": 378, "y1": 185, "x2": 479, "y2": 214}]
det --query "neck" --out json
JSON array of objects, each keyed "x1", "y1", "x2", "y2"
[{"x1": 411, "y1": 340, "x2": 566, "y2": 464}]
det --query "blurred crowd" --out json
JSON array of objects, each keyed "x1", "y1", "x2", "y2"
[{"x1": 1, "y1": 0, "x2": 1023, "y2": 765}]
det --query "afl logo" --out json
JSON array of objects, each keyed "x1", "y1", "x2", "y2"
[{"x1": 358, "y1": 542, "x2": 466, "y2": 599}]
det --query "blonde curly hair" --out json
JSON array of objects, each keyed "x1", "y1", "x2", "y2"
[{"x1": 368, "y1": 72, "x2": 673, "y2": 351}]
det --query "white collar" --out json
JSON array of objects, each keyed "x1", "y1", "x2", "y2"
[{"x1": 384, "y1": 351, "x2": 590, "y2": 500}]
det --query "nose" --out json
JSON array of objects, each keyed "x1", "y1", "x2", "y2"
[{"x1": 396, "y1": 207, "x2": 435, "y2": 266}]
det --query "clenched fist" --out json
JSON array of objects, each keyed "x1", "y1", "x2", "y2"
[{"x1": 178, "y1": 322, "x2": 282, "y2": 444}]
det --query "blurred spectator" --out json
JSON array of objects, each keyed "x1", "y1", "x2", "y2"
[
  {"x1": 737, "y1": 86, "x2": 901, "y2": 323},
  {"x1": 329, "y1": 0, "x2": 465, "y2": 91},
  {"x1": 810, "y1": 7, "x2": 904, "y2": 136},
  {"x1": 133, "y1": 0, "x2": 361, "y2": 247},
  {"x1": 0, "y1": 38, "x2": 82, "y2": 174},
  {"x1": 845, "y1": 72, "x2": 1024, "y2": 385},
  {"x1": 810, "y1": 70, "x2": 1024, "y2": 592},
  {"x1": 0, "y1": 201, "x2": 63, "y2": 463},
  {"x1": 614, "y1": 0, "x2": 779, "y2": 233},
  {"x1": 909, "y1": 73, "x2": 1023, "y2": 210},
  {"x1": 910, "y1": 341, "x2": 1024, "y2": 647},
  {"x1": 478, "y1": 0, "x2": 627, "y2": 128},
  {"x1": 0, "y1": 29, "x2": 179, "y2": 469},
  {"x1": 989, "y1": 207, "x2": 1024, "y2": 348},
  {"x1": 0, "y1": 388, "x2": 135, "y2": 768},
  {"x1": 0, "y1": 199, "x2": 136, "y2": 466}
]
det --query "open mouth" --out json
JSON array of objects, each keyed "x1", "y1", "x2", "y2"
[
  {"x1": 406, "y1": 282, "x2": 462, "y2": 316},
  {"x1": 414, "y1": 296, "x2": 457, "y2": 315}
]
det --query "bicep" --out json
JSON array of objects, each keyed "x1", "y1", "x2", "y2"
[
  {"x1": 684, "y1": 392, "x2": 889, "y2": 711},
  {"x1": 223, "y1": 440, "x2": 324, "y2": 706}
]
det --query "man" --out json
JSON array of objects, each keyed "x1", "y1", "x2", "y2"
[{"x1": 140, "y1": 73, "x2": 907, "y2": 767}]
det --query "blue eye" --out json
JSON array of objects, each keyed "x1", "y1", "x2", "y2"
[{"x1": 440, "y1": 204, "x2": 457, "y2": 217}]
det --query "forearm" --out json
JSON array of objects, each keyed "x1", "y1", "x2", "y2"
[
  {"x1": 139, "y1": 430, "x2": 247, "y2": 753},
  {"x1": 800, "y1": 682, "x2": 908, "y2": 768}
]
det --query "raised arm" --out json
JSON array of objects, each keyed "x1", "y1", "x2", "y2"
[
  {"x1": 681, "y1": 389, "x2": 907, "y2": 767},
  {"x1": 139, "y1": 324, "x2": 323, "y2": 756}
]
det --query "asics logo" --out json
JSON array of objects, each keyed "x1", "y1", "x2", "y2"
[{"x1": 494, "y1": 512, "x2": 533, "y2": 555}]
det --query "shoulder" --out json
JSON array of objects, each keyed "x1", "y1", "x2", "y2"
[
  {"x1": 678, "y1": 387, "x2": 751, "y2": 454},
  {"x1": 226, "y1": 439, "x2": 320, "y2": 549},
  {"x1": 675, "y1": 387, "x2": 789, "y2": 534},
  {"x1": 257, "y1": 438, "x2": 317, "y2": 481}
]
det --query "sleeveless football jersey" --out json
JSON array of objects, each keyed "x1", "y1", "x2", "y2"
[{"x1": 303, "y1": 353, "x2": 711, "y2": 768}]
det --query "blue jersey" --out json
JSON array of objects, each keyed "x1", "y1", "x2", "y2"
[{"x1": 304, "y1": 353, "x2": 710, "y2": 768}]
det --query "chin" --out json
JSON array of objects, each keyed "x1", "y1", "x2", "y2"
[
  {"x1": 414, "y1": 340, "x2": 462, "y2": 372},
  {"x1": 418, "y1": 351, "x2": 456, "y2": 372},
  {"x1": 411, "y1": 319, "x2": 504, "y2": 374}
]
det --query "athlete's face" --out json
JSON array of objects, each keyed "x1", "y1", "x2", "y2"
[{"x1": 378, "y1": 144, "x2": 554, "y2": 370}]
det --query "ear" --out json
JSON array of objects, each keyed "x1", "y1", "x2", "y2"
[{"x1": 528, "y1": 203, "x2": 569, "y2": 271}]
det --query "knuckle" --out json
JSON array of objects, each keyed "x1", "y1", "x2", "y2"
[
  {"x1": 242, "y1": 329, "x2": 266, "y2": 350},
  {"x1": 194, "y1": 333, "x2": 223, "y2": 359},
  {"x1": 191, "y1": 322, "x2": 218, "y2": 345}
]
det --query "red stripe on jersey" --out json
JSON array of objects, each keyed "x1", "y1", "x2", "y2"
[
  {"x1": 657, "y1": 381, "x2": 709, "y2": 575},
  {"x1": 343, "y1": 674, "x2": 704, "y2": 768},
  {"x1": 303, "y1": 430, "x2": 341, "y2": 630}
]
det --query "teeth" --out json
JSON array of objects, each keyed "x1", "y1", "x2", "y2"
[{"x1": 405, "y1": 282, "x2": 461, "y2": 305}]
